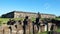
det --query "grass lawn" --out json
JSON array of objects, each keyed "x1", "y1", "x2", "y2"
[
  {"x1": 0, "y1": 18, "x2": 35, "y2": 25},
  {"x1": 0, "y1": 17, "x2": 60, "y2": 23},
  {"x1": 0, "y1": 18, "x2": 23, "y2": 23},
  {"x1": 56, "y1": 28, "x2": 60, "y2": 32},
  {"x1": 54, "y1": 18, "x2": 60, "y2": 20},
  {"x1": 38, "y1": 31, "x2": 47, "y2": 34},
  {"x1": 0, "y1": 18, "x2": 9, "y2": 24}
]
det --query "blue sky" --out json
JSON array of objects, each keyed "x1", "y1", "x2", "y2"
[{"x1": 0, "y1": 0, "x2": 60, "y2": 16}]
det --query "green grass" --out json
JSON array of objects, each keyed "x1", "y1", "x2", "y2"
[
  {"x1": 0, "y1": 17, "x2": 35, "y2": 24},
  {"x1": 0, "y1": 18, "x2": 9, "y2": 24},
  {"x1": 0, "y1": 18, "x2": 22, "y2": 25},
  {"x1": 0, "y1": 17, "x2": 60, "y2": 23},
  {"x1": 38, "y1": 31, "x2": 47, "y2": 34},
  {"x1": 54, "y1": 18, "x2": 60, "y2": 20},
  {"x1": 0, "y1": 18, "x2": 23, "y2": 23},
  {"x1": 56, "y1": 28, "x2": 60, "y2": 32}
]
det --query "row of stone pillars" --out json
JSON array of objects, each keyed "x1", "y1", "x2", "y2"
[
  {"x1": 1, "y1": 21, "x2": 41, "y2": 34},
  {"x1": 0, "y1": 20, "x2": 57, "y2": 34}
]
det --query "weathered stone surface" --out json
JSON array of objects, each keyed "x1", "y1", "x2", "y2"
[
  {"x1": 17, "y1": 25, "x2": 23, "y2": 34},
  {"x1": 33, "y1": 25, "x2": 38, "y2": 34},
  {"x1": 0, "y1": 20, "x2": 58, "y2": 34},
  {"x1": 19, "y1": 30, "x2": 23, "y2": 34},
  {"x1": 1, "y1": 11, "x2": 56, "y2": 18},
  {"x1": 0, "y1": 29, "x2": 3, "y2": 34}
]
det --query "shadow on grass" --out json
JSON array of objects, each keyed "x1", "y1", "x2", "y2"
[
  {"x1": 38, "y1": 31, "x2": 47, "y2": 34},
  {"x1": 56, "y1": 28, "x2": 60, "y2": 32}
]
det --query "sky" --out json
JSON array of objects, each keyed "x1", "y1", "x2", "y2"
[{"x1": 0, "y1": 0, "x2": 60, "y2": 16}]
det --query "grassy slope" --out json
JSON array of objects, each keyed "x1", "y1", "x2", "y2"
[
  {"x1": 0, "y1": 18, "x2": 9, "y2": 24},
  {"x1": 0, "y1": 17, "x2": 60, "y2": 24},
  {"x1": 54, "y1": 18, "x2": 60, "y2": 20},
  {"x1": 56, "y1": 28, "x2": 60, "y2": 32},
  {"x1": 0, "y1": 18, "x2": 35, "y2": 24},
  {"x1": 0, "y1": 18, "x2": 23, "y2": 23}
]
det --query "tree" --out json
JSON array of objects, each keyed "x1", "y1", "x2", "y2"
[
  {"x1": 56, "y1": 16, "x2": 60, "y2": 18},
  {"x1": 58, "y1": 16, "x2": 60, "y2": 18}
]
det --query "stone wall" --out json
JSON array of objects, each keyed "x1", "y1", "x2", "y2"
[
  {"x1": 14, "y1": 11, "x2": 56, "y2": 18},
  {"x1": 14, "y1": 12, "x2": 37, "y2": 18},
  {"x1": 41, "y1": 14, "x2": 56, "y2": 18},
  {"x1": 1, "y1": 11, "x2": 56, "y2": 18}
]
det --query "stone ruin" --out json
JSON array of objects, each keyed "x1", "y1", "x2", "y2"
[
  {"x1": 0, "y1": 19, "x2": 57, "y2": 34},
  {"x1": 0, "y1": 13, "x2": 57, "y2": 34}
]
